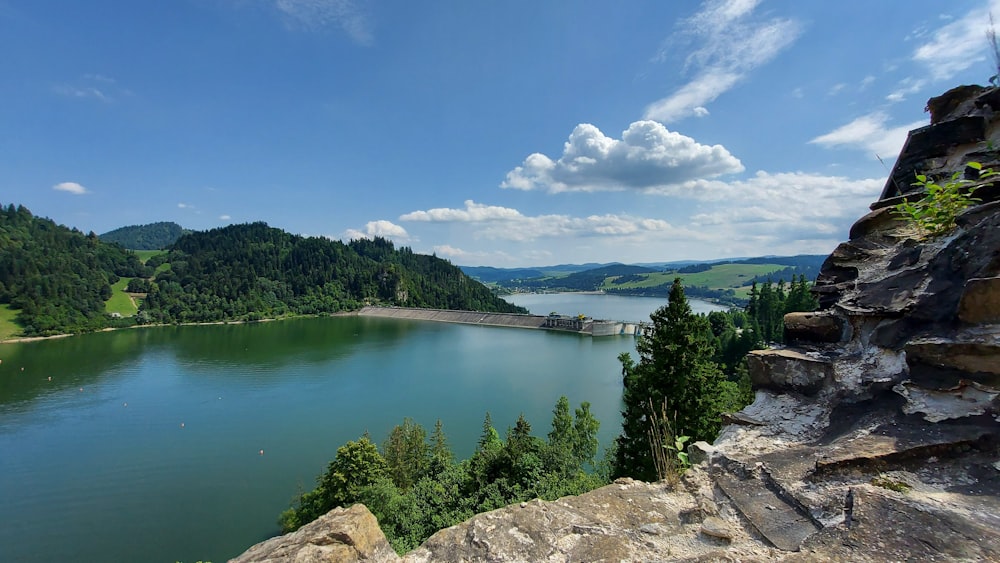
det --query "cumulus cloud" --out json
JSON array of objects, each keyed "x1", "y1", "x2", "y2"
[
  {"x1": 401, "y1": 200, "x2": 522, "y2": 222},
  {"x1": 400, "y1": 200, "x2": 690, "y2": 243},
  {"x1": 501, "y1": 121, "x2": 743, "y2": 193},
  {"x1": 911, "y1": 0, "x2": 1000, "y2": 80},
  {"x1": 219, "y1": 214, "x2": 232, "y2": 221},
  {"x1": 683, "y1": 171, "x2": 884, "y2": 252},
  {"x1": 644, "y1": 0, "x2": 801, "y2": 122},
  {"x1": 809, "y1": 112, "x2": 925, "y2": 157},
  {"x1": 53, "y1": 182, "x2": 88, "y2": 195},
  {"x1": 273, "y1": 0, "x2": 372, "y2": 44},
  {"x1": 343, "y1": 219, "x2": 409, "y2": 241}
]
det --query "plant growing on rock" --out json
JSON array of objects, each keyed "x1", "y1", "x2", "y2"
[{"x1": 893, "y1": 162, "x2": 996, "y2": 236}]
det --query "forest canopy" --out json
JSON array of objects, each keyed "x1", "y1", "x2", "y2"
[{"x1": 0, "y1": 206, "x2": 524, "y2": 336}]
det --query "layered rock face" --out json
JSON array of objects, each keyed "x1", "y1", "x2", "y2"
[{"x1": 233, "y1": 86, "x2": 1000, "y2": 562}]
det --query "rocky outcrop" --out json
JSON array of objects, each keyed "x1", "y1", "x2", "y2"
[
  {"x1": 234, "y1": 86, "x2": 1000, "y2": 562},
  {"x1": 232, "y1": 504, "x2": 400, "y2": 563}
]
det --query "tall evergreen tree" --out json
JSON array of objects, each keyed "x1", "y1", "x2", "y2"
[{"x1": 614, "y1": 278, "x2": 730, "y2": 481}]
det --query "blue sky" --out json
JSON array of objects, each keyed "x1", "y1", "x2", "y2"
[{"x1": 2, "y1": 0, "x2": 998, "y2": 266}]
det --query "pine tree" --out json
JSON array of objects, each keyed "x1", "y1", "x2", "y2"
[{"x1": 614, "y1": 278, "x2": 730, "y2": 481}]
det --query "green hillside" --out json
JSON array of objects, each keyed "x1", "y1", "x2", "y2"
[
  {"x1": 0, "y1": 203, "x2": 151, "y2": 336},
  {"x1": 99, "y1": 221, "x2": 188, "y2": 250},
  {"x1": 1, "y1": 206, "x2": 525, "y2": 338}
]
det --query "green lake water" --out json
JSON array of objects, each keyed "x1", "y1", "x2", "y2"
[{"x1": 0, "y1": 314, "x2": 640, "y2": 562}]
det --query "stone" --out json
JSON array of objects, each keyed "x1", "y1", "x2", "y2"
[
  {"x1": 746, "y1": 349, "x2": 833, "y2": 395},
  {"x1": 230, "y1": 504, "x2": 400, "y2": 563},
  {"x1": 700, "y1": 516, "x2": 733, "y2": 540},
  {"x1": 715, "y1": 474, "x2": 820, "y2": 551},
  {"x1": 783, "y1": 312, "x2": 845, "y2": 343},
  {"x1": 893, "y1": 380, "x2": 999, "y2": 422},
  {"x1": 848, "y1": 207, "x2": 907, "y2": 241},
  {"x1": 905, "y1": 338, "x2": 1000, "y2": 390},
  {"x1": 958, "y1": 276, "x2": 1000, "y2": 324}
]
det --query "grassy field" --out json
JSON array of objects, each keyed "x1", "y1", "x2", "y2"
[
  {"x1": 600, "y1": 263, "x2": 796, "y2": 299},
  {"x1": 105, "y1": 278, "x2": 139, "y2": 316},
  {"x1": 0, "y1": 303, "x2": 22, "y2": 340},
  {"x1": 132, "y1": 249, "x2": 165, "y2": 263}
]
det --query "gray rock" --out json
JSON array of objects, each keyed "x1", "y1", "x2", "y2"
[
  {"x1": 746, "y1": 349, "x2": 833, "y2": 395},
  {"x1": 230, "y1": 504, "x2": 400, "y2": 563},
  {"x1": 699, "y1": 516, "x2": 733, "y2": 540}
]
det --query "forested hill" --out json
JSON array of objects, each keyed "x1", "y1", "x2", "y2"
[
  {"x1": 99, "y1": 221, "x2": 188, "y2": 250},
  {"x1": 141, "y1": 222, "x2": 526, "y2": 324},
  {"x1": 0, "y1": 204, "x2": 150, "y2": 335}
]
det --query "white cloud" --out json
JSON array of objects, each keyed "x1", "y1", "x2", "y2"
[
  {"x1": 645, "y1": 0, "x2": 801, "y2": 122},
  {"x1": 827, "y1": 83, "x2": 847, "y2": 96},
  {"x1": 400, "y1": 201, "x2": 691, "y2": 243},
  {"x1": 911, "y1": 0, "x2": 1000, "y2": 80},
  {"x1": 431, "y1": 245, "x2": 513, "y2": 263},
  {"x1": 52, "y1": 182, "x2": 88, "y2": 195},
  {"x1": 398, "y1": 169, "x2": 882, "y2": 263},
  {"x1": 682, "y1": 171, "x2": 884, "y2": 253},
  {"x1": 501, "y1": 121, "x2": 743, "y2": 193},
  {"x1": 401, "y1": 200, "x2": 522, "y2": 222},
  {"x1": 343, "y1": 219, "x2": 409, "y2": 241},
  {"x1": 54, "y1": 85, "x2": 110, "y2": 102},
  {"x1": 810, "y1": 112, "x2": 926, "y2": 158},
  {"x1": 177, "y1": 202, "x2": 191, "y2": 209},
  {"x1": 885, "y1": 76, "x2": 927, "y2": 103},
  {"x1": 273, "y1": 0, "x2": 372, "y2": 44},
  {"x1": 219, "y1": 214, "x2": 232, "y2": 221}
]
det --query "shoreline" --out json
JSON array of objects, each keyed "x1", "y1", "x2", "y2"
[{"x1": 0, "y1": 310, "x2": 361, "y2": 345}]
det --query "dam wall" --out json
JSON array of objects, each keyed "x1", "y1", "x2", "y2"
[{"x1": 357, "y1": 307, "x2": 646, "y2": 336}]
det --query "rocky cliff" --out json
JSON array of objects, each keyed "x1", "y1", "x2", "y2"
[{"x1": 232, "y1": 86, "x2": 1000, "y2": 562}]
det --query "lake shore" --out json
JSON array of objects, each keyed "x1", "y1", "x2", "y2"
[{"x1": 0, "y1": 311, "x2": 361, "y2": 345}]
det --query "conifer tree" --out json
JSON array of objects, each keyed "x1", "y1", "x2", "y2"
[{"x1": 613, "y1": 279, "x2": 730, "y2": 481}]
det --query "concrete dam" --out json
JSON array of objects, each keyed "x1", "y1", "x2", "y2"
[{"x1": 357, "y1": 306, "x2": 648, "y2": 337}]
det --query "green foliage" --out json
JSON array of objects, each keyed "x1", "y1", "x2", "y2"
[
  {"x1": 893, "y1": 163, "x2": 996, "y2": 236},
  {"x1": 0, "y1": 203, "x2": 151, "y2": 336},
  {"x1": 871, "y1": 474, "x2": 911, "y2": 493},
  {"x1": 140, "y1": 224, "x2": 525, "y2": 324},
  {"x1": 666, "y1": 435, "x2": 691, "y2": 471},
  {"x1": 745, "y1": 275, "x2": 817, "y2": 344},
  {"x1": 614, "y1": 279, "x2": 738, "y2": 481},
  {"x1": 99, "y1": 221, "x2": 187, "y2": 250},
  {"x1": 282, "y1": 399, "x2": 609, "y2": 554}
]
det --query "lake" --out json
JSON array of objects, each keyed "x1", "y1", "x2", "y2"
[
  {"x1": 0, "y1": 294, "x2": 722, "y2": 562},
  {"x1": 504, "y1": 292, "x2": 728, "y2": 321}
]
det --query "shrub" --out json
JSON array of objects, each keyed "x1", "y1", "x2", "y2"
[{"x1": 893, "y1": 163, "x2": 996, "y2": 236}]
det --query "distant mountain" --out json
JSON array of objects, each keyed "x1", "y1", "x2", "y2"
[
  {"x1": 99, "y1": 221, "x2": 189, "y2": 250},
  {"x1": 459, "y1": 266, "x2": 547, "y2": 283},
  {"x1": 478, "y1": 255, "x2": 828, "y2": 307}
]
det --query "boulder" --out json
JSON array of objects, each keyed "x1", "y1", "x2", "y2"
[
  {"x1": 230, "y1": 504, "x2": 400, "y2": 563},
  {"x1": 746, "y1": 349, "x2": 833, "y2": 395},
  {"x1": 783, "y1": 311, "x2": 845, "y2": 343}
]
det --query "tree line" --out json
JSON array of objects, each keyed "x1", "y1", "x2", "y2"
[
  {"x1": 0, "y1": 204, "x2": 150, "y2": 335},
  {"x1": 0, "y1": 207, "x2": 525, "y2": 336},
  {"x1": 141, "y1": 223, "x2": 525, "y2": 323},
  {"x1": 280, "y1": 398, "x2": 606, "y2": 553}
]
